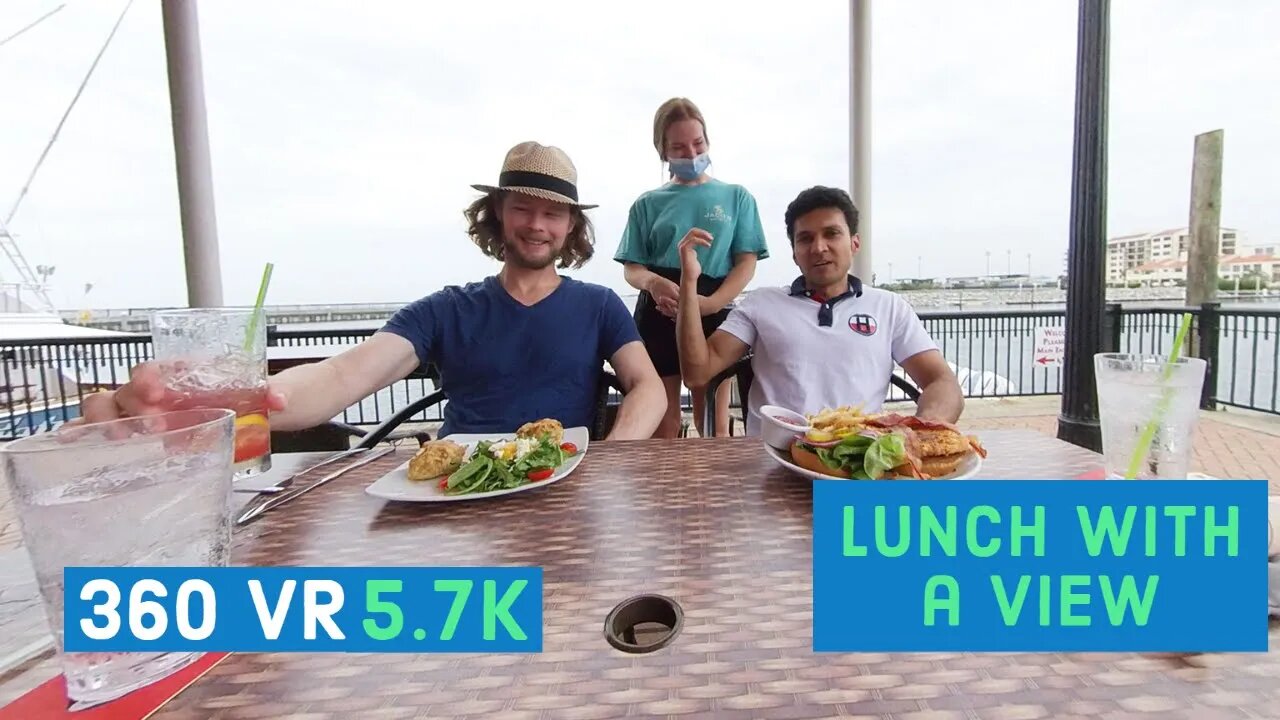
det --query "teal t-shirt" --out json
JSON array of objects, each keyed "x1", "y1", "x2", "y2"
[{"x1": 613, "y1": 178, "x2": 769, "y2": 279}]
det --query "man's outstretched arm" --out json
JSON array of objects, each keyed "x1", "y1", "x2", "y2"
[
  {"x1": 79, "y1": 331, "x2": 421, "y2": 431},
  {"x1": 267, "y1": 332, "x2": 422, "y2": 431}
]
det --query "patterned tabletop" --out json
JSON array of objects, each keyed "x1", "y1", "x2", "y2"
[{"x1": 114, "y1": 430, "x2": 1280, "y2": 718}]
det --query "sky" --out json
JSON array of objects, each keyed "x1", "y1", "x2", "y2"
[{"x1": 2, "y1": 0, "x2": 1277, "y2": 311}]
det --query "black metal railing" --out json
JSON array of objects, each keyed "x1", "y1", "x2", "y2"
[
  {"x1": 914, "y1": 309, "x2": 1073, "y2": 399},
  {"x1": 1213, "y1": 307, "x2": 1278, "y2": 414},
  {"x1": 3, "y1": 304, "x2": 1276, "y2": 440}
]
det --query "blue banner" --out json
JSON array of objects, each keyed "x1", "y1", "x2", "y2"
[
  {"x1": 813, "y1": 479, "x2": 1269, "y2": 652},
  {"x1": 63, "y1": 566, "x2": 542, "y2": 653}
]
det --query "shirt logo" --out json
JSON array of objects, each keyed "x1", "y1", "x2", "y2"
[
  {"x1": 848, "y1": 314, "x2": 878, "y2": 336},
  {"x1": 703, "y1": 205, "x2": 731, "y2": 224}
]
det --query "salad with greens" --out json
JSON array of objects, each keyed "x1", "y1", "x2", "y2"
[
  {"x1": 439, "y1": 434, "x2": 580, "y2": 496},
  {"x1": 795, "y1": 431, "x2": 910, "y2": 479}
]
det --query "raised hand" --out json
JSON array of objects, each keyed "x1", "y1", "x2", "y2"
[{"x1": 677, "y1": 227, "x2": 713, "y2": 280}]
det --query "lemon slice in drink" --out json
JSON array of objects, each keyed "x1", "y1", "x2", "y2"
[{"x1": 234, "y1": 413, "x2": 268, "y2": 429}]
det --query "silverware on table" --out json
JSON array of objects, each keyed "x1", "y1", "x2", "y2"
[
  {"x1": 233, "y1": 485, "x2": 286, "y2": 494},
  {"x1": 232, "y1": 447, "x2": 370, "y2": 495},
  {"x1": 235, "y1": 446, "x2": 394, "y2": 525}
]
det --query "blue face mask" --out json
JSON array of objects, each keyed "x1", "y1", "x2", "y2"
[{"x1": 668, "y1": 153, "x2": 710, "y2": 181}]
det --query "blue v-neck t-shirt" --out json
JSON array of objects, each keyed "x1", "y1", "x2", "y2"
[{"x1": 378, "y1": 275, "x2": 640, "y2": 437}]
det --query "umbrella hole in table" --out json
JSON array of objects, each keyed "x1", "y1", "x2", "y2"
[{"x1": 604, "y1": 594, "x2": 684, "y2": 654}]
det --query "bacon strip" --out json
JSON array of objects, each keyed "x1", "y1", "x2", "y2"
[
  {"x1": 888, "y1": 427, "x2": 928, "y2": 479},
  {"x1": 867, "y1": 414, "x2": 989, "y2": 476},
  {"x1": 864, "y1": 413, "x2": 962, "y2": 433}
]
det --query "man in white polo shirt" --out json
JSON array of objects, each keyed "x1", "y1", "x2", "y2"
[{"x1": 676, "y1": 185, "x2": 963, "y2": 435}]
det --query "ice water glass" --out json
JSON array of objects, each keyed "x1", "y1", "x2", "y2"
[
  {"x1": 1094, "y1": 353, "x2": 1207, "y2": 479},
  {"x1": 151, "y1": 308, "x2": 273, "y2": 477},
  {"x1": 0, "y1": 408, "x2": 236, "y2": 706}
]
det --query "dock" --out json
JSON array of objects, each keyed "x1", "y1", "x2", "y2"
[{"x1": 60, "y1": 302, "x2": 408, "y2": 333}]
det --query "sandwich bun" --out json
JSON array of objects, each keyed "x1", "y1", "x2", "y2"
[
  {"x1": 789, "y1": 442, "x2": 851, "y2": 479},
  {"x1": 918, "y1": 451, "x2": 968, "y2": 478}
]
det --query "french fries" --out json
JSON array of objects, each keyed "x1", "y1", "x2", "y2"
[{"x1": 805, "y1": 405, "x2": 884, "y2": 441}]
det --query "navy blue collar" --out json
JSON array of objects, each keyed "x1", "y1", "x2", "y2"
[{"x1": 788, "y1": 275, "x2": 864, "y2": 327}]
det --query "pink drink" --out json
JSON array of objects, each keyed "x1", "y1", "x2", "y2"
[
  {"x1": 150, "y1": 307, "x2": 273, "y2": 477},
  {"x1": 166, "y1": 386, "x2": 271, "y2": 474}
]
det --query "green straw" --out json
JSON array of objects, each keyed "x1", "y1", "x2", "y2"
[
  {"x1": 1123, "y1": 311, "x2": 1194, "y2": 479},
  {"x1": 244, "y1": 262, "x2": 274, "y2": 351}
]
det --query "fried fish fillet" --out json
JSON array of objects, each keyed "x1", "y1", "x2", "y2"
[
  {"x1": 516, "y1": 418, "x2": 563, "y2": 445},
  {"x1": 407, "y1": 439, "x2": 466, "y2": 481},
  {"x1": 863, "y1": 416, "x2": 988, "y2": 479}
]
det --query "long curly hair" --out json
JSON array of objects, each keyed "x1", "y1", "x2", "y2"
[{"x1": 463, "y1": 191, "x2": 595, "y2": 269}]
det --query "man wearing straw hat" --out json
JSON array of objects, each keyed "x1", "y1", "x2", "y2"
[{"x1": 79, "y1": 141, "x2": 668, "y2": 440}]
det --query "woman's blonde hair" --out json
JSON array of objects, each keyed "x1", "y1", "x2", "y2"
[
  {"x1": 463, "y1": 191, "x2": 595, "y2": 269},
  {"x1": 653, "y1": 97, "x2": 708, "y2": 161}
]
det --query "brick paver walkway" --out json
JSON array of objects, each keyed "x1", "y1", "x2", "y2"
[{"x1": 0, "y1": 546, "x2": 52, "y2": 707}]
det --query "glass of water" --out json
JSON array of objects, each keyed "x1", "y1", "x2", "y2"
[
  {"x1": 0, "y1": 408, "x2": 235, "y2": 706},
  {"x1": 1094, "y1": 353, "x2": 1208, "y2": 479},
  {"x1": 151, "y1": 308, "x2": 273, "y2": 477}
]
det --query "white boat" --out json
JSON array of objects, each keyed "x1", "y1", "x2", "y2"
[
  {"x1": 945, "y1": 362, "x2": 1020, "y2": 395},
  {"x1": 887, "y1": 363, "x2": 1020, "y2": 401},
  {"x1": 0, "y1": 286, "x2": 138, "y2": 438}
]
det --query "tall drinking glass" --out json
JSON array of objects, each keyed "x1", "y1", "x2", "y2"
[
  {"x1": 1094, "y1": 352, "x2": 1208, "y2": 479},
  {"x1": 0, "y1": 408, "x2": 236, "y2": 706},
  {"x1": 150, "y1": 308, "x2": 272, "y2": 477}
]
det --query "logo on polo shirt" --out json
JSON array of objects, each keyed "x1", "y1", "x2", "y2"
[{"x1": 848, "y1": 313, "x2": 878, "y2": 336}]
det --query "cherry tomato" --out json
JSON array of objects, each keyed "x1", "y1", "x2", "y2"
[
  {"x1": 438, "y1": 476, "x2": 449, "y2": 489},
  {"x1": 560, "y1": 442, "x2": 578, "y2": 455},
  {"x1": 527, "y1": 468, "x2": 554, "y2": 481}
]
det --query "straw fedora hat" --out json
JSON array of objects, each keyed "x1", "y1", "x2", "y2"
[{"x1": 471, "y1": 141, "x2": 598, "y2": 209}]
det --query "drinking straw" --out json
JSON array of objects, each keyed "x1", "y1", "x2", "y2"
[
  {"x1": 1123, "y1": 312, "x2": 1194, "y2": 479},
  {"x1": 244, "y1": 262, "x2": 274, "y2": 351}
]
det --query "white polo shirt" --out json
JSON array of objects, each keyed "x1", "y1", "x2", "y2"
[{"x1": 717, "y1": 275, "x2": 939, "y2": 435}]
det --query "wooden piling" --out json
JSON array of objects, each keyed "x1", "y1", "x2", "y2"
[
  {"x1": 1186, "y1": 130, "x2": 1223, "y2": 307},
  {"x1": 1185, "y1": 129, "x2": 1223, "y2": 359}
]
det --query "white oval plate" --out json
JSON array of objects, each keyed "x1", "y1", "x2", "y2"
[
  {"x1": 365, "y1": 426, "x2": 589, "y2": 502},
  {"x1": 762, "y1": 440, "x2": 982, "y2": 481}
]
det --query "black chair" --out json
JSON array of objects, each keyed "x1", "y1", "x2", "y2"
[
  {"x1": 271, "y1": 365, "x2": 628, "y2": 452},
  {"x1": 591, "y1": 366, "x2": 626, "y2": 441},
  {"x1": 701, "y1": 355, "x2": 922, "y2": 437}
]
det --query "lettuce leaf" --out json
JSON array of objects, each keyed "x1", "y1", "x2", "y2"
[
  {"x1": 805, "y1": 433, "x2": 907, "y2": 480},
  {"x1": 814, "y1": 434, "x2": 876, "y2": 475},
  {"x1": 862, "y1": 433, "x2": 907, "y2": 479}
]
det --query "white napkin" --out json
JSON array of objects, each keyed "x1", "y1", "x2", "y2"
[
  {"x1": 1270, "y1": 497, "x2": 1280, "y2": 559},
  {"x1": 1193, "y1": 476, "x2": 1280, "y2": 559}
]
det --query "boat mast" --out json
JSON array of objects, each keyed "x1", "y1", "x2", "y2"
[{"x1": 1, "y1": 0, "x2": 135, "y2": 314}]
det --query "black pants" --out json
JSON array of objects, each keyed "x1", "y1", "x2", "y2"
[{"x1": 634, "y1": 266, "x2": 731, "y2": 378}]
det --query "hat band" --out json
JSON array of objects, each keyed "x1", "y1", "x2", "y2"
[{"x1": 498, "y1": 170, "x2": 579, "y2": 202}]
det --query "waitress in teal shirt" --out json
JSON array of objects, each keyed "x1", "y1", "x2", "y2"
[{"x1": 615, "y1": 97, "x2": 769, "y2": 439}]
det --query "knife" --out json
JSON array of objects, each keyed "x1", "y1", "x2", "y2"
[{"x1": 235, "y1": 446, "x2": 394, "y2": 525}]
